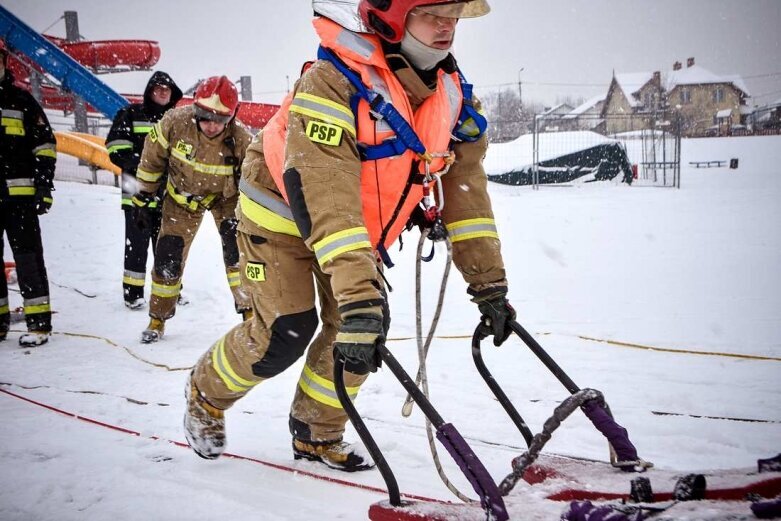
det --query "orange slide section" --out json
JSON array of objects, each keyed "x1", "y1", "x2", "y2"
[{"x1": 53, "y1": 131, "x2": 120, "y2": 175}]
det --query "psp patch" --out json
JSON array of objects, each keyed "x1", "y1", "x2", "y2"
[
  {"x1": 245, "y1": 262, "x2": 266, "y2": 282},
  {"x1": 175, "y1": 140, "x2": 194, "y2": 157},
  {"x1": 306, "y1": 121, "x2": 343, "y2": 146}
]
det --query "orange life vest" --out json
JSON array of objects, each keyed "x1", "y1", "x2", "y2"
[{"x1": 263, "y1": 16, "x2": 464, "y2": 251}]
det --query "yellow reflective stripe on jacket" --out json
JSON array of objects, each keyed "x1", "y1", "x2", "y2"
[
  {"x1": 132, "y1": 121, "x2": 154, "y2": 134},
  {"x1": 166, "y1": 179, "x2": 217, "y2": 211},
  {"x1": 6, "y1": 178, "x2": 35, "y2": 196},
  {"x1": 313, "y1": 227, "x2": 371, "y2": 266},
  {"x1": 238, "y1": 193, "x2": 301, "y2": 237},
  {"x1": 211, "y1": 336, "x2": 257, "y2": 393},
  {"x1": 2, "y1": 112, "x2": 26, "y2": 136},
  {"x1": 445, "y1": 218, "x2": 499, "y2": 243},
  {"x1": 0, "y1": 299, "x2": 9, "y2": 314},
  {"x1": 170, "y1": 148, "x2": 234, "y2": 176},
  {"x1": 151, "y1": 281, "x2": 181, "y2": 298},
  {"x1": 226, "y1": 270, "x2": 241, "y2": 288},
  {"x1": 8, "y1": 187, "x2": 36, "y2": 196},
  {"x1": 33, "y1": 143, "x2": 57, "y2": 158},
  {"x1": 106, "y1": 139, "x2": 134, "y2": 154},
  {"x1": 137, "y1": 168, "x2": 163, "y2": 183},
  {"x1": 298, "y1": 364, "x2": 359, "y2": 409},
  {"x1": 149, "y1": 123, "x2": 169, "y2": 149},
  {"x1": 289, "y1": 92, "x2": 356, "y2": 136}
]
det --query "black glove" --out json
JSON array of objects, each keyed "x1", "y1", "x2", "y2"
[
  {"x1": 131, "y1": 192, "x2": 156, "y2": 230},
  {"x1": 333, "y1": 314, "x2": 385, "y2": 373},
  {"x1": 470, "y1": 285, "x2": 516, "y2": 346},
  {"x1": 34, "y1": 187, "x2": 53, "y2": 215}
]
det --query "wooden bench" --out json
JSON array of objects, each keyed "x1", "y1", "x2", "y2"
[{"x1": 689, "y1": 160, "x2": 726, "y2": 168}]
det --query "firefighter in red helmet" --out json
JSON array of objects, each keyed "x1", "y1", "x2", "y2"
[
  {"x1": 132, "y1": 75, "x2": 252, "y2": 343},
  {"x1": 185, "y1": 0, "x2": 513, "y2": 472}
]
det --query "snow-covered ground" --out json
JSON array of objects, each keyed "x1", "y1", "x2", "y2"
[{"x1": 1, "y1": 136, "x2": 780, "y2": 520}]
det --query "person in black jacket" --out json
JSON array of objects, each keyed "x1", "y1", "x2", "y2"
[
  {"x1": 106, "y1": 71, "x2": 182, "y2": 309},
  {"x1": 0, "y1": 40, "x2": 57, "y2": 347}
]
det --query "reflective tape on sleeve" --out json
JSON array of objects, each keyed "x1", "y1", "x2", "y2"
[
  {"x1": 107, "y1": 139, "x2": 134, "y2": 154},
  {"x1": 33, "y1": 143, "x2": 57, "y2": 158},
  {"x1": 445, "y1": 218, "x2": 499, "y2": 243},
  {"x1": 313, "y1": 227, "x2": 371, "y2": 266},
  {"x1": 289, "y1": 93, "x2": 356, "y2": 136},
  {"x1": 136, "y1": 169, "x2": 164, "y2": 183}
]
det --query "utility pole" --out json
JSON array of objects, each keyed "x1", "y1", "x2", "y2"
[
  {"x1": 239, "y1": 76, "x2": 252, "y2": 101},
  {"x1": 65, "y1": 11, "x2": 88, "y2": 134},
  {"x1": 517, "y1": 67, "x2": 525, "y2": 134}
]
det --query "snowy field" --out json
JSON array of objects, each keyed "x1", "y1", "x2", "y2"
[{"x1": 1, "y1": 136, "x2": 779, "y2": 520}]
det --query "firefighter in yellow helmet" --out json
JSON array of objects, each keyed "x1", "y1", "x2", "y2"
[
  {"x1": 132, "y1": 75, "x2": 252, "y2": 343},
  {"x1": 184, "y1": 0, "x2": 513, "y2": 472}
]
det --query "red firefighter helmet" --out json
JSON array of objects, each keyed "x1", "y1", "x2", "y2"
[
  {"x1": 193, "y1": 75, "x2": 239, "y2": 124},
  {"x1": 358, "y1": 0, "x2": 490, "y2": 43}
]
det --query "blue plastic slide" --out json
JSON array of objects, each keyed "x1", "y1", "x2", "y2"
[{"x1": 0, "y1": 5, "x2": 128, "y2": 119}]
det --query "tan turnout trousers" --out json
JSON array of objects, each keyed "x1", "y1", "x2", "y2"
[
  {"x1": 149, "y1": 195, "x2": 250, "y2": 320},
  {"x1": 192, "y1": 228, "x2": 372, "y2": 442}
]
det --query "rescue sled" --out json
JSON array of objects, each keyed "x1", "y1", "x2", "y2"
[{"x1": 332, "y1": 319, "x2": 781, "y2": 521}]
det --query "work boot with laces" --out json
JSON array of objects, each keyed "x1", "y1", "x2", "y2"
[
  {"x1": 292, "y1": 438, "x2": 375, "y2": 472},
  {"x1": 140, "y1": 318, "x2": 165, "y2": 343},
  {"x1": 184, "y1": 377, "x2": 226, "y2": 460}
]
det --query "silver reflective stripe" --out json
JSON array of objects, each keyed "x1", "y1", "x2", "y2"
[
  {"x1": 336, "y1": 29, "x2": 376, "y2": 60},
  {"x1": 6, "y1": 178, "x2": 34, "y2": 187},
  {"x1": 24, "y1": 296, "x2": 50, "y2": 306},
  {"x1": 133, "y1": 121, "x2": 153, "y2": 128},
  {"x1": 290, "y1": 96, "x2": 355, "y2": 130},
  {"x1": 1, "y1": 109, "x2": 24, "y2": 119},
  {"x1": 238, "y1": 177, "x2": 294, "y2": 220},
  {"x1": 315, "y1": 231, "x2": 370, "y2": 264},
  {"x1": 300, "y1": 370, "x2": 343, "y2": 402},
  {"x1": 106, "y1": 139, "x2": 133, "y2": 148},
  {"x1": 442, "y1": 73, "x2": 462, "y2": 129},
  {"x1": 0, "y1": 297, "x2": 8, "y2": 307},
  {"x1": 124, "y1": 269, "x2": 146, "y2": 279},
  {"x1": 32, "y1": 143, "x2": 56, "y2": 154}
]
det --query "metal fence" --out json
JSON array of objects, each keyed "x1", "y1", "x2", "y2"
[
  {"x1": 485, "y1": 112, "x2": 681, "y2": 189},
  {"x1": 532, "y1": 113, "x2": 681, "y2": 189}
]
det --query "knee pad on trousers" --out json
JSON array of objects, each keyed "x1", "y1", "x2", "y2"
[
  {"x1": 219, "y1": 218, "x2": 239, "y2": 266},
  {"x1": 251, "y1": 308, "x2": 318, "y2": 378},
  {"x1": 153, "y1": 235, "x2": 184, "y2": 279}
]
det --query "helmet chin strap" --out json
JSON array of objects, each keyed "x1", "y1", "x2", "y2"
[{"x1": 399, "y1": 30, "x2": 450, "y2": 71}]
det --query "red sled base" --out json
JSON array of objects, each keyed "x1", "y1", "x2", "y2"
[{"x1": 368, "y1": 453, "x2": 781, "y2": 521}]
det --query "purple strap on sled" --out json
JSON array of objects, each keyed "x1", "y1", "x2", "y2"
[
  {"x1": 436, "y1": 422, "x2": 509, "y2": 521},
  {"x1": 581, "y1": 400, "x2": 639, "y2": 467},
  {"x1": 752, "y1": 495, "x2": 781, "y2": 519},
  {"x1": 562, "y1": 501, "x2": 644, "y2": 521}
]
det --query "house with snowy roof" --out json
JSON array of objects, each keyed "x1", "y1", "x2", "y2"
[
  {"x1": 560, "y1": 95, "x2": 605, "y2": 131},
  {"x1": 601, "y1": 71, "x2": 663, "y2": 134},
  {"x1": 665, "y1": 58, "x2": 750, "y2": 136},
  {"x1": 535, "y1": 103, "x2": 574, "y2": 132},
  {"x1": 601, "y1": 57, "x2": 750, "y2": 137}
]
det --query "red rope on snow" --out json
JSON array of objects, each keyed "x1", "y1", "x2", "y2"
[{"x1": 0, "y1": 387, "x2": 442, "y2": 504}]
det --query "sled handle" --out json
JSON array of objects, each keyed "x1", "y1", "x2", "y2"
[
  {"x1": 334, "y1": 355, "x2": 401, "y2": 506},
  {"x1": 507, "y1": 319, "x2": 581, "y2": 394},
  {"x1": 377, "y1": 344, "x2": 509, "y2": 521}
]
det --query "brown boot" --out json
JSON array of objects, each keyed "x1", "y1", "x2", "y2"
[
  {"x1": 183, "y1": 377, "x2": 226, "y2": 460},
  {"x1": 140, "y1": 318, "x2": 165, "y2": 343},
  {"x1": 292, "y1": 438, "x2": 375, "y2": 472}
]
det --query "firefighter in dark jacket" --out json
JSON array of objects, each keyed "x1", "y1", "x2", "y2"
[
  {"x1": 0, "y1": 40, "x2": 57, "y2": 347},
  {"x1": 106, "y1": 71, "x2": 182, "y2": 310}
]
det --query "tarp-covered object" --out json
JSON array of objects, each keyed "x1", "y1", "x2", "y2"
[{"x1": 484, "y1": 131, "x2": 634, "y2": 186}]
